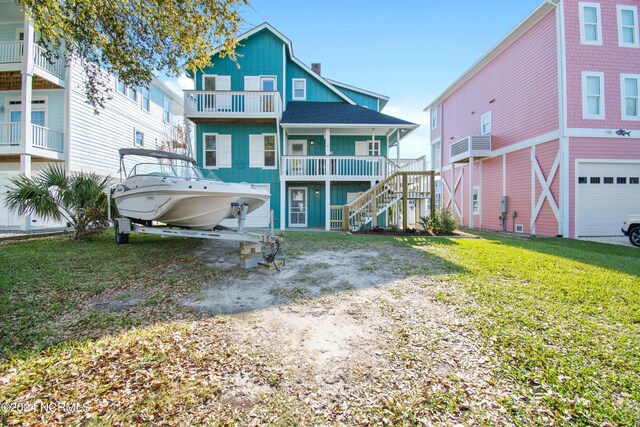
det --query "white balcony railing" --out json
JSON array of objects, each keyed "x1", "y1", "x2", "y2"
[
  {"x1": 281, "y1": 155, "x2": 400, "y2": 181},
  {"x1": 0, "y1": 41, "x2": 66, "y2": 80},
  {"x1": 183, "y1": 90, "x2": 282, "y2": 119},
  {"x1": 449, "y1": 135, "x2": 492, "y2": 163},
  {"x1": 0, "y1": 122, "x2": 64, "y2": 153}
]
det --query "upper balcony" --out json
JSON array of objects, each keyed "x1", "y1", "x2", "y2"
[
  {"x1": 0, "y1": 41, "x2": 66, "y2": 87},
  {"x1": 449, "y1": 135, "x2": 492, "y2": 163},
  {"x1": 0, "y1": 122, "x2": 65, "y2": 161},
  {"x1": 183, "y1": 90, "x2": 282, "y2": 123}
]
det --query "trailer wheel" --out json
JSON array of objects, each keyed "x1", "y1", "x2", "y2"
[{"x1": 114, "y1": 220, "x2": 129, "y2": 245}]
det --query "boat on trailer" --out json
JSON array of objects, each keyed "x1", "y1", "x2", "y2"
[{"x1": 112, "y1": 148, "x2": 270, "y2": 230}]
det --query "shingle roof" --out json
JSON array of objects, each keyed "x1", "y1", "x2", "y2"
[{"x1": 281, "y1": 102, "x2": 417, "y2": 126}]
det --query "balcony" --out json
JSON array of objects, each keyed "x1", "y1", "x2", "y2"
[
  {"x1": 281, "y1": 156, "x2": 397, "y2": 181},
  {"x1": 0, "y1": 122, "x2": 65, "y2": 160},
  {"x1": 183, "y1": 90, "x2": 282, "y2": 122},
  {"x1": 449, "y1": 135, "x2": 492, "y2": 163},
  {"x1": 0, "y1": 41, "x2": 66, "y2": 86}
]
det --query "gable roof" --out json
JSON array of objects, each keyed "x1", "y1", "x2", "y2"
[
  {"x1": 232, "y1": 23, "x2": 356, "y2": 105},
  {"x1": 281, "y1": 102, "x2": 417, "y2": 127},
  {"x1": 326, "y1": 79, "x2": 390, "y2": 110},
  {"x1": 423, "y1": 1, "x2": 554, "y2": 111}
]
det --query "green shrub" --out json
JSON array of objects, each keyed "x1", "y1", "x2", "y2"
[{"x1": 420, "y1": 207, "x2": 457, "y2": 235}]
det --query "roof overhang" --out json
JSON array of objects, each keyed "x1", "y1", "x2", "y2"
[
  {"x1": 423, "y1": 0, "x2": 555, "y2": 112},
  {"x1": 326, "y1": 78, "x2": 390, "y2": 110}
]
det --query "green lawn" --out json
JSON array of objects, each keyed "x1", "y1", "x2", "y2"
[{"x1": 0, "y1": 231, "x2": 638, "y2": 425}]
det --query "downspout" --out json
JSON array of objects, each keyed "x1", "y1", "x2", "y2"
[{"x1": 548, "y1": 0, "x2": 569, "y2": 237}]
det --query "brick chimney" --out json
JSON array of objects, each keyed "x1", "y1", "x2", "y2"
[{"x1": 311, "y1": 63, "x2": 321, "y2": 76}]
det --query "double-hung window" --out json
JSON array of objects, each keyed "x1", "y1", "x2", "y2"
[
  {"x1": 579, "y1": 2, "x2": 602, "y2": 45},
  {"x1": 582, "y1": 72, "x2": 605, "y2": 119},
  {"x1": 621, "y1": 74, "x2": 640, "y2": 120},
  {"x1": 264, "y1": 135, "x2": 276, "y2": 167},
  {"x1": 472, "y1": 187, "x2": 479, "y2": 215},
  {"x1": 481, "y1": 111, "x2": 492, "y2": 135},
  {"x1": 249, "y1": 134, "x2": 277, "y2": 168},
  {"x1": 292, "y1": 79, "x2": 306, "y2": 100},
  {"x1": 117, "y1": 79, "x2": 127, "y2": 95},
  {"x1": 618, "y1": 5, "x2": 639, "y2": 48},
  {"x1": 140, "y1": 87, "x2": 150, "y2": 111},
  {"x1": 163, "y1": 97, "x2": 172, "y2": 122},
  {"x1": 134, "y1": 129, "x2": 144, "y2": 147},
  {"x1": 204, "y1": 133, "x2": 232, "y2": 168},
  {"x1": 431, "y1": 107, "x2": 438, "y2": 129}
]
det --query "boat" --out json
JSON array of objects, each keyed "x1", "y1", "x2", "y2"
[{"x1": 112, "y1": 148, "x2": 270, "y2": 230}]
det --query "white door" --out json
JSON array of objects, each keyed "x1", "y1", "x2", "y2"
[
  {"x1": 288, "y1": 140, "x2": 306, "y2": 176},
  {"x1": 244, "y1": 76, "x2": 260, "y2": 113},
  {"x1": 289, "y1": 187, "x2": 307, "y2": 227},
  {"x1": 577, "y1": 162, "x2": 640, "y2": 236},
  {"x1": 219, "y1": 183, "x2": 271, "y2": 228}
]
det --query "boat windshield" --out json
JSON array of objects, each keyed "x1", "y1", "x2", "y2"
[{"x1": 128, "y1": 163, "x2": 221, "y2": 181}]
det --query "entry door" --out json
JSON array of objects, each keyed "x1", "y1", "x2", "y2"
[
  {"x1": 288, "y1": 140, "x2": 307, "y2": 175},
  {"x1": 289, "y1": 187, "x2": 307, "y2": 227}
]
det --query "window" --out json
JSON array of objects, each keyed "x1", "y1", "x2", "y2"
[
  {"x1": 249, "y1": 134, "x2": 277, "y2": 168},
  {"x1": 203, "y1": 75, "x2": 216, "y2": 91},
  {"x1": 578, "y1": 177, "x2": 587, "y2": 184},
  {"x1": 355, "y1": 140, "x2": 381, "y2": 156},
  {"x1": 292, "y1": 79, "x2": 306, "y2": 100},
  {"x1": 261, "y1": 76, "x2": 276, "y2": 92},
  {"x1": 617, "y1": 177, "x2": 627, "y2": 184},
  {"x1": 264, "y1": 135, "x2": 276, "y2": 167},
  {"x1": 134, "y1": 130, "x2": 144, "y2": 147},
  {"x1": 203, "y1": 133, "x2": 232, "y2": 168},
  {"x1": 481, "y1": 111, "x2": 492, "y2": 135},
  {"x1": 431, "y1": 107, "x2": 438, "y2": 129},
  {"x1": 603, "y1": 177, "x2": 614, "y2": 184},
  {"x1": 621, "y1": 74, "x2": 640, "y2": 120},
  {"x1": 140, "y1": 87, "x2": 150, "y2": 111},
  {"x1": 117, "y1": 79, "x2": 126, "y2": 95},
  {"x1": 431, "y1": 140, "x2": 441, "y2": 170},
  {"x1": 582, "y1": 72, "x2": 605, "y2": 119},
  {"x1": 618, "y1": 5, "x2": 639, "y2": 48},
  {"x1": 472, "y1": 187, "x2": 479, "y2": 215},
  {"x1": 163, "y1": 97, "x2": 172, "y2": 122},
  {"x1": 368, "y1": 140, "x2": 380, "y2": 156},
  {"x1": 128, "y1": 87, "x2": 137, "y2": 101},
  {"x1": 590, "y1": 177, "x2": 600, "y2": 184},
  {"x1": 631, "y1": 177, "x2": 640, "y2": 184},
  {"x1": 579, "y1": 2, "x2": 602, "y2": 45}
]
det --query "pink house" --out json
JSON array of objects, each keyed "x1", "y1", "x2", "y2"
[{"x1": 425, "y1": 0, "x2": 640, "y2": 237}]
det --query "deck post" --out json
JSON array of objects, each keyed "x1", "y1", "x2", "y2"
[
  {"x1": 20, "y1": 17, "x2": 35, "y2": 232},
  {"x1": 342, "y1": 205, "x2": 349, "y2": 231},
  {"x1": 430, "y1": 170, "x2": 436, "y2": 217},
  {"x1": 402, "y1": 173, "x2": 408, "y2": 230},
  {"x1": 469, "y1": 156, "x2": 474, "y2": 229},
  {"x1": 371, "y1": 189, "x2": 378, "y2": 228},
  {"x1": 325, "y1": 179, "x2": 331, "y2": 231},
  {"x1": 280, "y1": 181, "x2": 286, "y2": 230}
]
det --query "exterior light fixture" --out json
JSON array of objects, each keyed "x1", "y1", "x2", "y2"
[
  {"x1": 315, "y1": 188, "x2": 320, "y2": 196},
  {"x1": 310, "y1": 139, "x2": 314, "y2": 145}
]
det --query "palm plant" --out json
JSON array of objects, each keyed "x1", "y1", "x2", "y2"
[{"x1": 5, "y1": 164, "x2": 110, "y2": 240}]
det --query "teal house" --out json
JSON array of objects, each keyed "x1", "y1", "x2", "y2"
[{"x1": 184, "y1": 23, "x2": 422, "y2": 230}]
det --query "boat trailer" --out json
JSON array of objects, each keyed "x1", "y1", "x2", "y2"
[{"x1": 112, "y1": 203, "x2": 283, "y2": 270}]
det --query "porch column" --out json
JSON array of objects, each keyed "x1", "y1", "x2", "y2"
[
  {"x1": 324, "y1": 128, "x2": 330, "y2": 156},
  {"x1": 325, "y1": 179, "x2": 331, "y2": 231},
  {"x1": 20, "y1": 17, "x2": 35, "y2": 232},
  {"x1": 280, "y1": 181, "x2": 286, "y2": 230},
  {"x1": 469, "y1": 157, "x2": 474, "y2": 229},
  {"x1": 396, "y1": 129, "x2": 400, "y2": 165}
]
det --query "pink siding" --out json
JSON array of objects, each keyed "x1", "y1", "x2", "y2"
[
  {"x1": 480, "y1": 156, "x2": 503, "y2": 231},
  {"x1": 440, "y1": 12, "x2": 558, "y2": 165},
  {"x1": 564, "y1": 0, "x2": 640, "y2": 129},
  {"x1": 568, "y1": 137, "x2": 640, "y2": 237},
  {"x1": 533, "y1": 139, "x2": 561, "y2": 236},
  {"x1": 505, "y1": 150, "x2": 532, "y2": 234}
]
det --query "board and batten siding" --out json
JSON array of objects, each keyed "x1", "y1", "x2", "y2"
[
  {"x1": 285, "y1": 60, "x2": 344, "y2": 103},
  {"x1": 330, "y1": 85, "x2": 380, "y2": 111},
  {"x1": 68, "y1": 62, "x2": 176, "y2": 176}
]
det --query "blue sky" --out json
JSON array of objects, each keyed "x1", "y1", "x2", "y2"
[{"x1": 165, "y1": 0, "x2": 543, "y2": 159}]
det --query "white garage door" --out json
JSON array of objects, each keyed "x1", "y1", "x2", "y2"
[
  {"x1": 577, "y1": 162, "x2": 640, "y2": 236},
  {"x1": 219, "y1": 183, "x2": 271, "y2": 229}
]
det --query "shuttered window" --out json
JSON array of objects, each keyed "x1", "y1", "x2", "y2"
[
  {"x1": 250, "y1": 134, "x2": 277, "y2": 168},
  {"x1": 204, "y1": 134, "x2": 231, "y2": 168}
]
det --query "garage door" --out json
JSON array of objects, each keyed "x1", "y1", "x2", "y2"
[
  {"x1": 577, "y1": 162, "x2": 640, "y2": 236},
  {"x1": 219, "y1": 183, "x2": 271, "y2": 229}
]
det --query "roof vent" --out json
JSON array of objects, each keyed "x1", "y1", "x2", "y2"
[{"x1": 311, "y1": 63, "x2": 321, "y2": 76}]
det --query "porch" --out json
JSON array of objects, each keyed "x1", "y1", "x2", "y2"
[
  {"x1": 183, "y1": 90, "x2": 282, "y2": 122},
  {"x1": 0, "y1": 122, "x2": 65, "y2": 160},
  {"x1": 0, "y1": 41, "x2": 66, "y2": 88}
]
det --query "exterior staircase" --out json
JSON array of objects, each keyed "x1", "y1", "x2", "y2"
[{"x1": 340, "y1": 167, "x2": 435, "y2": 231}]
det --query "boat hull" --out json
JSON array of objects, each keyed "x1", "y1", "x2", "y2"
[{"x1": 113, "y1": 176, "x2": 270, "y2": 230}]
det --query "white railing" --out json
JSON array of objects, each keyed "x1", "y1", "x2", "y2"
[
  {"x1": 183, "y1": 90, "x2": 282, "y2": 118},
  {"x1": 397, "y1": 156, "x2": 428, "y2": 172},
  {"x1": 0, "y1": 41, "x2": 65, "y2": 80},
  {"x1": 0, "y1": 41, "x2": 22, "y2": 63},
  {"x1": 33, "y1": 44, "x2": 65, "y2": 79},
  {"x1": 0, "y1": 122, "x2": 64, "y2": 152},
  {"x1": 281, "y1": 156, "x2": 397, "y2": 180}
]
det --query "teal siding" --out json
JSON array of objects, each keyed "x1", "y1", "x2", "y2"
[
  {"x1": 285, "y1": 184, "x2": 325, "y2": 228},
  {"x1": 196, "y1": 30, "x2": 284, "y2": 93},
  {"x1": 195, "y1": 123, "x2": 282, "y2": 227},
  {"x1": 285, "y1": 61, "x2": 343, "y2": 103},
  {"x1": 332, "y1": 86, "x2": 380, "y2": 111},
  {"x1": 330, "y1": 135, "x2": 388, "y2": 157},
  {"x1": 330, "y1": 183, "x2": 370, "y2": 205}
]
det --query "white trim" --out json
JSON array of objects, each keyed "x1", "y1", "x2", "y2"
[
  {"x1": 478, "y1": 160, "x2": 483, "y2": 227},
  {"x1": 423, "y1": 2, "x2": 555, "y2": 111},
  {"x1": 292, "y1": 78, "x2": 306, "y2": 100},
  {"x1": 472, "y1": 185, "x2": 479, "y2": 216},
  {"x1": 491, "y1": 130, "x2": 560, "y2": 157},
  {"x1": 581, "y1": 71, "x2": 605, "y2": 120},
  {"x1": 288, "y1": 187, "x2": 308, "y2": 227},
  {"x1": 281, "y1": 123, "x2": 418, "y2": 129},
  {"x1": 260, "y1": 75, "x2": 277, "y2": 92},
  {"x1": 557, "y1": 0, "x2": 570, "y2": 237},
  {"x1": 6, "y1": 95, "x2": 49, "y2": 128},
  {"x1": 566, "y1": 128, "x2": 640, "y2": 138},
  {"x1": 531, "y1": 147, "x2": 561, "y2": 232},
  {"x1": 262, "y1": 133, "x2": 278, "y2": 169},
  {"x1": 325, "y1": 78, "x2": 389, "y2": 106},
  {"x1": 480, "y1": 111, "x2": 491, "y2": 135},
  {"x1": 578, "y1": 2, "x2": 602, "y2": 46},
  {"x1": 282, "y1": 44, "x2": 287, "y2": 110},
  {"x1": 431, "y1": 107, "x2": 438, "y2": 130},
  {"x1": 502, "y1": 154, "x2": 506, "y2": 197},
  {"x1": 133, "y1": 128, "x2": 144, "y2": 147},
  {"x1": 617, "y1": 5, "x2": 639, "y2": 48},
  {"x1": 621, "y1": 74, "x2": 640, "y2": 121},
  {"x1": 287, "y1": 139, "x2": 307, "y2": 155},
  {"x1": 203, "y1": 133, "x2": 219, "y2": 168}
]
